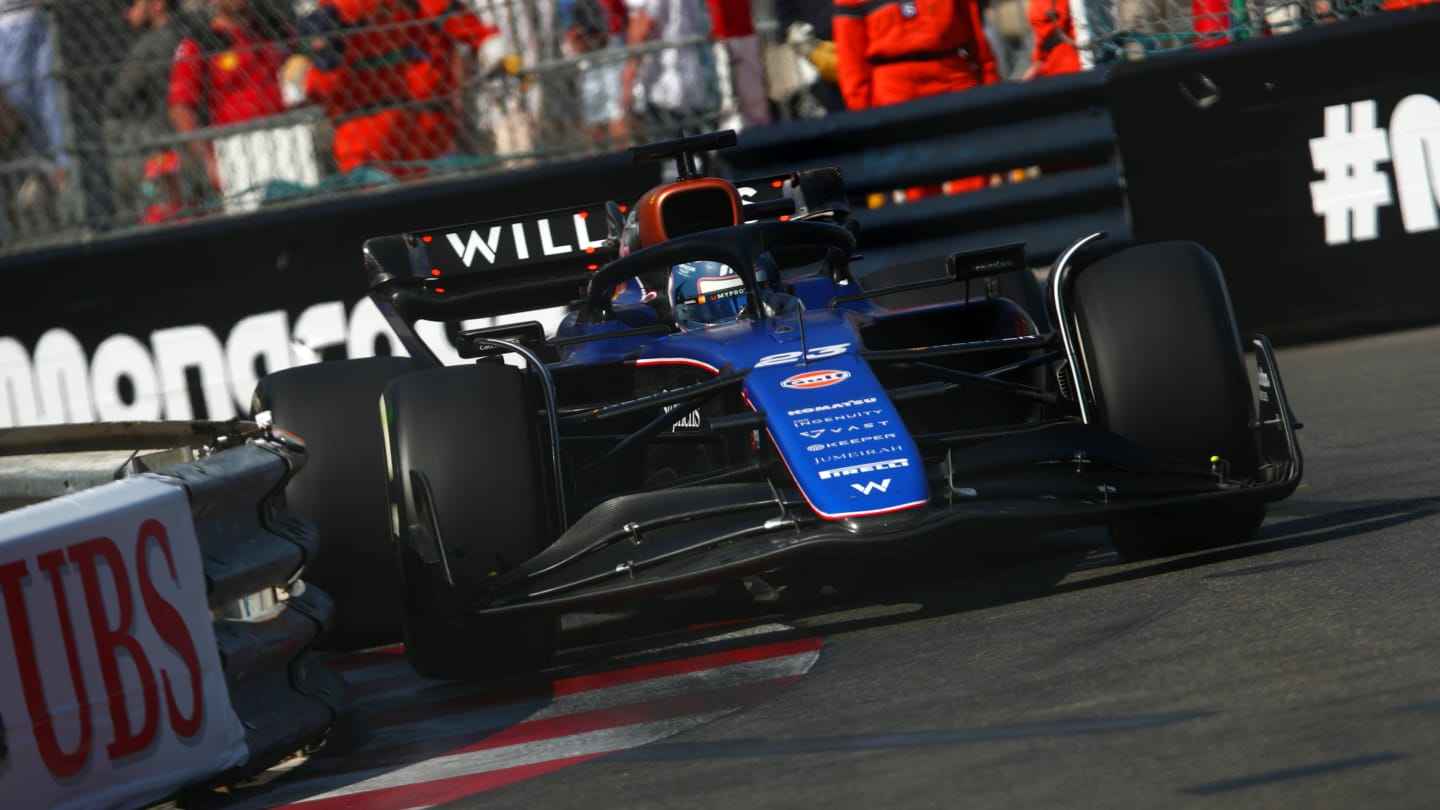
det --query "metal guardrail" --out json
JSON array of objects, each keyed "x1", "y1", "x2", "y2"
[
  {"x1": 0, "y1": 421, "x2": 348, "y2": 804},
  {"x1": 717, "y1": 68, "x2": 1129, "y2": 309}
]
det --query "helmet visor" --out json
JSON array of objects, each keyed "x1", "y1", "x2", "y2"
[{"x1": 672, "y1": 264, "x2": 749, "y2": 327}]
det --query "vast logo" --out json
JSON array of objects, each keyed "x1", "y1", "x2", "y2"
[
  {"x1": 850, "y1": 479, "x2": 891, "y2": 495},
  {"x1": 781, "y1": 369, "x2": 850, "y2": 390}
]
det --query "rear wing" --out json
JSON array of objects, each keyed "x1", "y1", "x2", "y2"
[
  {"x1": 364, "y1": 202, "x2": 624, "y2": 323},
  {"x1": 628, "y1": 129, "x2": 847, "y2": 223},
  {"x1": 362, "y1": 166, "x2": 849, "y2": 326},
  {"x1": 736, "y1": 167, "x2": 849, "y2": 224}
]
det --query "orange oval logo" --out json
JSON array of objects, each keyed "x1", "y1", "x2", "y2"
[{"x1": 780, "y1": 369, "x2": 851, "y2": 390}]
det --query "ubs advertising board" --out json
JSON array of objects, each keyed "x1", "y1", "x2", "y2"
[
  {"x1": 0, "y1": 154, "x2": 659, "y2": 429},
  {"x1": 1106, "y1": 7, "x2": 1440, "y2": 344}
]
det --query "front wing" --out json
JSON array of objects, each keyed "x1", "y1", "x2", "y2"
[{"x1": 441, "y1": 336, "x2": 1301, "y2": 618}]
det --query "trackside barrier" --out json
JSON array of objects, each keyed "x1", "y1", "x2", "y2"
[
  {"x1": 1104, "y1": 8, "x2": 1440, "y2": 343},
  {"x1": 0, "y1": 152, "x2": 662, "y2": 430},
  {"x1": 3, "y1": 12, "x2": 1438, "y2": 436},
  {"x1": 0, "y1": 423, "x2": 348, "y2": 808},
  {"x1": 717, "y1": 69, "x2": 1130, "y2": 275}
]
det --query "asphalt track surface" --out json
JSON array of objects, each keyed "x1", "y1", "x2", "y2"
[{"x1": 210, "y1": 324, "x2": 1440, "y2": 810}]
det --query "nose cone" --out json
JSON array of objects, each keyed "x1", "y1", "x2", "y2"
[{"x1": 744, "y1": 354, "x2": 928, "y2": 520}]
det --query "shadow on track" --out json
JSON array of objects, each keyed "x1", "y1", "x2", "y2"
[{"x1": 616, "y1": 494, "x2": 1440, "y2": 650}]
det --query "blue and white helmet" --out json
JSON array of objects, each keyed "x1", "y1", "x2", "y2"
[{"x1": 669, "y1": 261, "x2": 749, "y2": 329}]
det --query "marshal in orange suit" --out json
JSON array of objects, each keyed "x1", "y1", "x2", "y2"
[
  {"x1": 831, "y1": 0, "x2": 997, "y2": 110},
  {"x1": 832, "y1": 0, "x2": 998, "y2": 196}
]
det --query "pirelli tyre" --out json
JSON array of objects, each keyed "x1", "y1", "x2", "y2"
[
  {"x1": 382, "y1": 364, "x2": 558, "y2": 680},
  {"x1": 251, "y1": 356, "x2": 425, "y2": 645},
  {"x1": 1071, "y1": 241, "x2": 1265, "y2": 560}
]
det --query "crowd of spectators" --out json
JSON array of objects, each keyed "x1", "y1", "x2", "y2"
[
  {"x1": 1, "y1": 0, "x2": 69, "y2": 242},
  {"x1": 0, "y1": 0, "x2": 1423, "y2": 244}
]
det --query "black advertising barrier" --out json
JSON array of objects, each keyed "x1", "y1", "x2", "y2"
[
  {"x1": 0, "y1": 153, "x2": 661, "y2": 427},
  {"x1": 1105, "y1": 8, "x2": 1440, "y2": 343},
  {"x1": 6, "y1": 13, "x2": 1438, "y2": 431}
]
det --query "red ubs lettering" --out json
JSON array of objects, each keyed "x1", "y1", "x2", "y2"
[{"x1": 0, "y1": 519, "x2": 204, "y2": 777}]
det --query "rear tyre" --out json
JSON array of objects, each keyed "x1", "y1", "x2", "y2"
[
  {"x1": 383, "y1": 364, "x2": 558, "y2": 680},
  {"x1": 1070, "y1": 241, "x2": 1265, "y2": 560},
  {"x1": 252, "y1": 356, "x2": 425, "y2": 645}
]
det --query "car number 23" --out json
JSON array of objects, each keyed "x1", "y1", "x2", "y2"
[{"x1": 754, "y1": 343, "x2": 851, "y2": 368}]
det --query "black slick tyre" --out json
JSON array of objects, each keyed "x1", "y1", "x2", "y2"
[
  {"x1": 252, "y1": 356, "x2": 426, "y2": 645},
  {"x1": 382, "y1": 364, "x2": 557, "y2": 680},
  {"x1": 1070, "y1": 241, "x2": 1265, "y2": 560}
]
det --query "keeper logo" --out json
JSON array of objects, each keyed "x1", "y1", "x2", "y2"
[{"x1": 1309, "y1": 95, "x2": 1440, "y2": 245}]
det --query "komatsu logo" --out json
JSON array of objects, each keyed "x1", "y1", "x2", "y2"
[
  {"x1": 818, "y1": 458, "x2": 910, "y2": 480},
  {"x1": 786, "y1": 397, "x2": 877, "y2": 416}
]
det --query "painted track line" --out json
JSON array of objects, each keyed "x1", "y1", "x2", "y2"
[{"x1": 215, "y1": 626, "x2": 821, "y2": 810}]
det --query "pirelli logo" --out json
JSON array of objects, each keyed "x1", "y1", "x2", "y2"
[{"x1": 817, "y1": 458, "x2": 910, "y2": 480}]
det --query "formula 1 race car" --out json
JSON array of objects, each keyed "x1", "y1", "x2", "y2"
[{"x1": 253, "y1": 131, "x2": 1302, "y2": 679}]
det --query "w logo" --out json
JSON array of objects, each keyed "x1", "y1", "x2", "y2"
[{"x1": 850, "y1": 479, "x2": 891, "y2": 495}]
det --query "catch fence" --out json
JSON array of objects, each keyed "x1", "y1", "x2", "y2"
[{"x1": 0, "y1": 0, "x2": 1398, "y2": 256}]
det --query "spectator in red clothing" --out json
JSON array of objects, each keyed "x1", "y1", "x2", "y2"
[
  {"x1": 1191, "y1": 0, "x2": 1229, "y2": 48},
  {"x1": 1021, "y1": 0, "x2": 1080, "y2": 79},
  {"x1": 832, "y1": 0, "x2": 997, "y2": 197},
  {"x1": 167, "y1": 0, "x2": 288, "y2": 194},
  {"x1": 296, "y1": 0, "x2": 500, "y2": 176}
]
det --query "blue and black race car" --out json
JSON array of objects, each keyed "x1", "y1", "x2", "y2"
[{"x1": 254, "y1": 131, "x2": 1302, "y2": 679}]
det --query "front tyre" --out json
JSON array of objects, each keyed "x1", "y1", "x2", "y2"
[
  {"x1": 1071, "y1": 241, "x2": 1265, "y2": 560},
  {"x1": 252, "y1": 356, "x2": 425, "y2": 645},
  {"x1": 382, "y1": 364, "x2": 557, "y2": 680}
]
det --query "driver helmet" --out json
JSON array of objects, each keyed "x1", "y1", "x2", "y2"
[{"x1": 669, "y1": 261, "x2": 750, "y2": 329}]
